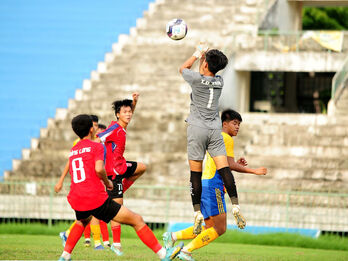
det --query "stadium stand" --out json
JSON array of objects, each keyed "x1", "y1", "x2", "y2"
[
  {"x1": 3, "y1": 0, "x2": 348, "y2": 193},
  {"x1": 1, "y1": 0, "x2": 348, "y2": 233},
  {"x1": 0, "y1": 0, "x2": 153, "y2": 178},
  {"x1": 3, "y1": 0, "x2": 270, "y2": 181}
]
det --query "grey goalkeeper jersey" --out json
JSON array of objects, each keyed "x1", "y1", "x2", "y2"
[{"x1": 182, "y1": 68, "x2": 223, "y2": 129}]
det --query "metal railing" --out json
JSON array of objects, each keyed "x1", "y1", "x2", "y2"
[
  {"x1": 332, "y1": 55, "x2": 348, "y2": 102},
  {"x1": 227, "y1": 30, "x2": 348, "y2": 53},
  {"x1": 1, "y1": 181, "x2": 348, "y2": 232}
]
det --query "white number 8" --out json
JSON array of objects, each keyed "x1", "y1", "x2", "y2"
[{"x1": 71, "y1": 158, "x2": 86, "y2": 183}]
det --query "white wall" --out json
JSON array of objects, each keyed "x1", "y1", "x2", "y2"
[{"x1": 220, "y1": 54, "x2": 251, "y2": 112}]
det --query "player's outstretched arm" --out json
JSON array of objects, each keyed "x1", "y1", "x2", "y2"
[
  {"x1": 227, "y1": 156, "x2": 267, "y2": 175},
  {"x1": 54, "y1": 160, "x2": 69, "y2": 193},
  {"x1": 179, "y1": 42, "x2": 209, "y2": 74},
  {"x1": 95, "y1": 160, "x2": 113, "y2": 190},
  {"x1": 131, "y1": 92, "x2": 139, "y2": 113}
]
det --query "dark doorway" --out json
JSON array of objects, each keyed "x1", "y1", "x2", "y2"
[
  {"x1": 250, "y1": 71, "x2": 334, "y2": 113},
  {"x1": 296, "y1": 72, "x2": 334, "y2": 113}
]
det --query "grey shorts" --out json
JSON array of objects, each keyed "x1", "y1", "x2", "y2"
[{"x1": 187, "y1": 124, "x2": 226, "y2": 161}]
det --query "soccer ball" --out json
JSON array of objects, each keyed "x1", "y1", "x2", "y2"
[{"x1": 166, "y1": 19, "x2": 187, "y2": 40}]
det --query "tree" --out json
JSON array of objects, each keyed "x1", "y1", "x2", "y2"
[{"x1": 302, "y1": 7, "x2": 348, "y2": 30}]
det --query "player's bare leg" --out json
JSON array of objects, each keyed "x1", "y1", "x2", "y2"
[
  {"x1": 188, "y1": 160, "x2": 204, "y2": 235},
  {"x1": 123, "y1": 162, "x2": 146, "y2": 193},
  {"x1": 205, "y1": 214, "x2": 226, "y2": 235},
  {"x1": 213, "y1": 155, "x2": 246, "y2": 229},
  {"x1": 113, "y1": 205, "x2": 183, "y2": 260},
  {"x1": 129, "y1": 162, "x2": 146, "y2": 181}
]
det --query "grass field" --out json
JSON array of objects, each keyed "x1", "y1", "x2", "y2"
[
  {"x1": 0, "y1": 223, "x2": 347, "y2": 260},
  {"x1": 1, "y1": 234, "x2": 348, "y2": 261}
]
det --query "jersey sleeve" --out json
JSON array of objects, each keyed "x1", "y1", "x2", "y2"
[
  {"x1": 97, "y1": 123, "x2": 119, "y2": 144},
  {"x1": 182, "y1": 68, "x2": 200, "y2": 86},
  {"x1": 95, "y1": 143, "x2": 105, "y2": 162},
  {"x1": 224, "y1": 135, "x2": 235, "y2": 158}
]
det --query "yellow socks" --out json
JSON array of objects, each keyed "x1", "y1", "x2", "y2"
[
  {"x1": 66, "y1": 220, "x2": 76, "y2": 237},
  {"x1": 174, "y1": 226, "x2": 196, "y2": 240},
  {"x1": 185, "y1": 227, "x2": 219, "y2": 252},
  {"x1": 91, "y1": 224, "x2": 102, "y2": 246}
]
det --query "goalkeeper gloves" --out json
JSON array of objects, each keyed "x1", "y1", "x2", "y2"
[{"x1": 192, "y1": 42, "x2": 209, "y2": 59}]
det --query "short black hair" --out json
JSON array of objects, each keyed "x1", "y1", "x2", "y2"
[
  {"x1": 71, "y1": 114, "x2": 93, "y2": 139},
  {"x1": 98, "y1": 124, "x2": 106, "y2": 130},
  {"x1": 112, "y1": 99, "x2": 133, "y2": 117},
  {"x1": 90, "y1": 114, "x2": 99, "y2": 123},
  {"x1": 205, "y1": 49, "x2": 228, "y2": 75},
  {"x1": 221, "y1": 109, "x2": 242, "y2": 123}
]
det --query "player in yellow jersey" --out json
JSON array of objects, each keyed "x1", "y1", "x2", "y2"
[
  {"x1": 56, "y1": 116, "x2": 111, "y2": 249},
  {"x1": 163, "y1": 109, "x2": 267, "y2": 261}
]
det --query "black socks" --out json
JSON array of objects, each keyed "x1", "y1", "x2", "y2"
[
  {"x1": 217, "y1": 167, "x2": 239, "y2": 205},
  {"x1": 190, "y1": 171, "x2": 202, "y2": 211}
]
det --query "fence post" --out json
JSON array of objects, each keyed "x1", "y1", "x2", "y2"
[
  {"x1": 264, "y1": 31, "x2": 268, "y2": 51},
  {"x1": 48, "y1": 182, "x2": 54, "y2": 228},
  {"x1": 286, "y1": 191, "x2": 290, "y2": 231},
  {"x1": 296, "y1": 32, "x2": 300, "y2": 52},
  {"x1": 165, "y1": 187, "x2": 171, "y2": 225}
]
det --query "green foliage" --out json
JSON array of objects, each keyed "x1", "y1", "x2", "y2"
[{"x1": 303, "y1": 7, "x2": 348, "y2": 30}]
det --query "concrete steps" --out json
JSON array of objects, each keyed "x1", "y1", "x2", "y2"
[
  {"x1": 13, "y1": 0, "x2": 348, "y2": 195},
  {"x1": 228, "y1": 113, "x2": 348, "y2": 192}
]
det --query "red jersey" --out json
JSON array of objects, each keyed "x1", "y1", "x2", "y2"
[
  {"x1": 67, "y1": 139, "x2": 108, "y2": 211},
  {"x1": 97, "y1": 121, "x2": 127, "y2": 177}
]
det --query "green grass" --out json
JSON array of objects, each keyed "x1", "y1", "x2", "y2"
[
  {"x1": 215, "y1": 230, "x2": 348, "y2": 251},
  {"x1": 1, "y1": 222, "x2": 347, "y2": 251},
  {"x1": 1, "y1": 234, "x2": 348, "y2": 261}
]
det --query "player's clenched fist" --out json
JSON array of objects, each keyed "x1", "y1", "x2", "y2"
[
  {"x1": 132, "y1": 92, "x2": 139, "y2": 103},
  {"x1": 253, "y1": 167, "x2": 267, "y2": 175}
]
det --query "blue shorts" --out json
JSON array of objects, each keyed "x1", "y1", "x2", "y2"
[{"x1": 201, "y1": 172, "x2": 226, "y2": 219}]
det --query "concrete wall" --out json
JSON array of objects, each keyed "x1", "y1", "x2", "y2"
[
  {"x1": 220, "y1": 50, "x2": 345, "y2": 113},
  {"x1": 278, "y1": 0, "x2": 303, "y2": 31},
  {"x1": 220, "y1": 54, "x2": 251, "y2": 113},
  {"x1": 234, "y1": 51, "x2": 346, "y2": 72},
  {"x1": 260, "y1": 0, "x2": 302, "y2": 31}
]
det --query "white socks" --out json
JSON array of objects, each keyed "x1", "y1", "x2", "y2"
[
  {"x1": 61, "y1": 251, "x2": 71, "y2": 260},
  {"x1": 156, "y1": 247, "x2": 166, "y2": 259}
]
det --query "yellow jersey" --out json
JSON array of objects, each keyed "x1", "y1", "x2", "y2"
[{"x1": 202, "y1": 132, "x2": 234, "y2": 180}]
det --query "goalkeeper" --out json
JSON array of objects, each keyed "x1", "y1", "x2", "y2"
[
  {"x1": 163, "y1": 109, "x2": 267, "y2": 261},
  {"x1": 179, "y1": 44, "x2": 244, "y2": 234}
]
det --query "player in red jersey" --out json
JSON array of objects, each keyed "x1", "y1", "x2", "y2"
[
  {"x1": 97, "y1": 92, "x2": 147, "y2": 256},
  {"x1": 58, "y1": 114, "x2": 182, "y2": 261},
  {"x1": 55, "y1": 116, "x2": 109, "y2": 249}
]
